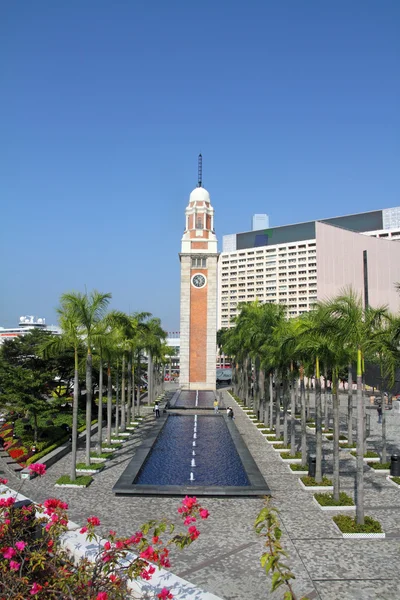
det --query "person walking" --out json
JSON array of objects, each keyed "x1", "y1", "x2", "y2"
[
  {"x1": 213, "y1": 399, "x2": 219, "y2": 413},
  {"x1": 377, "y1": 403, "x2": 382, "y2": 424},
  {"x1": 154, "y1": 402, "x2": 160, "y2": 418}
]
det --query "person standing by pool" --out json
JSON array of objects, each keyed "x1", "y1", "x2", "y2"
[
  {"x1": 154, "y1": 402, "x2": 160, "y2": 418},
  {"x1": 214, "y1": 398, "x2": 219, "y2": 413}
]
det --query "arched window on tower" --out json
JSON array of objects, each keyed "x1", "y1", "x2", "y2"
[{"x1": 195, "y1": 214, "x2": 203, "y2": 229}]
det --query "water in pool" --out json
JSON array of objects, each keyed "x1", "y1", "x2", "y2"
[{"x1": 134, "y1": 415, "x2": 250, "y2": 487}]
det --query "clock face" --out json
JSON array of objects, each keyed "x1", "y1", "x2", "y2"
[{"x1": 191, "y1": 273, "x2": 207, "y2": 288}]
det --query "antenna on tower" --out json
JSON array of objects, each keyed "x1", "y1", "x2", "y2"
[{"x1": 197, "y1": 154, "x2": 202, "y2": 188}]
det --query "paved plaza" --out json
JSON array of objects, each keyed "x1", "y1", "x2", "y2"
[{"x1": 2, "y1": 387, "x2": 400, "y2": 600}]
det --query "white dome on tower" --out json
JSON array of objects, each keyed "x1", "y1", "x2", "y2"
[{"x1": 189, "y1": 187, "x2": 210, "y2": 203}]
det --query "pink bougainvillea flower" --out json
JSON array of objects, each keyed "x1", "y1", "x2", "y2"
[
  {"x1": 184, "y1": 516, "x2": 196, "y2": 526},
  {"x1": 3, "y1": 546, "x2": 16, "y2": 559},
  {"x1": 109, "y1": 529, "x2": 116, "y2": 536},
  {"x1": 80, "y1": 526, "x2": 88, "y2": 534},
  {"x1": 0, "y1": 497, "x2": 15, "y2": 508},
  {"x1": 104, "y1": 541, "x2": 111, "y2": 550},
  {"x1": 182, "y1": 496, "x2": 197, "y2": 510},
  {"x1": 96, "y1": 593, "x2": 108, "y2": 600},
  {"x1": 157, "y1": 588, "x2": 173, "y2": 599},
  {"x1": 188, "y1": 525, "x2": 200, "y2": 541},
  {"x1": 87, "y1": 516, "x2": 101, "y2": 526},
  {"x1": 28, "y1": 463, "x2": 46, "y2": 476},
  {"x1": 30, "y1": 582, "x2": 43, "y2": 595},
  {"x1": 152, "y1": 535, "x2": 159, "y2": 544},
  {"x1": 15, "y1": 541, "x2": 26, "y2": 551},
  {"x1": 199, "y1": 509, "x2": 209, "y2": 519},
  {"x1": 9, "y1": 560, "x2": 20, "y2": 571},
  {"x1": 0, "y1": 477, "x2": 8, "y2": 485},
  {"x1": 43, "y1": 498, "x2": 68, "y2": 514}
]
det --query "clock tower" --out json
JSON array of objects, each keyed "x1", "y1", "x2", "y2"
[{"x1": 179, "y1": 156, "x2": 218, "y2": 390}]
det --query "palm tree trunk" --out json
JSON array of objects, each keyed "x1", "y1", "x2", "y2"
[
  {"x1": 148, "y1": 351, "x2": 153, "y2": 406},
  {"x1": 127, "y1": 354, "x2": 132, "y2": 426},
  {"x1": 269, "y1": 373, "x2": 274, "y2": 431},
  {"x1": 347, "y1": 364, "x2": 353, "y2": 444},
  {"x1": 131, "y1": 358, "x2": 136, "y2": 420},
  {"x1": 136, "y1": 353, "x2": 141, "y2": 417},
  {"x1": 315, "y1": 357, "x2": 322, "y2": 483},
  {"x1": 283, "y1": 379, "x2": 289, "y2": 447},
  {"x1": 254, "y1": 356, "x2": 261, "y2": 416},
  {"x1": 71, "y1": 348, "x2": 79, "y2": 482},
  {"x1": 300, "y1": 365, "x2": 307, "y2": 467},
  {"x1": 115, "y1": 358, "x2": 119, "y2": 436},
  {"x1": 85, "y1": 350, "x2": 93, "y2": 466},
  {"x1": 382, "y1": 398, "x2": 387, "y2": 463},
  {"x1": 290, "y1": 367, "x2": 296, "y2": 456},
  {"x1": 324, "y1": 370, "x2": 329, "y2": 430},
  {"x1": 97, "y1": 360, "x2": 103, "y2": 453},
  {"x1": 107, "y1": 365, "x2": 112, "y2": 443},
  {"x1": 332, "y1": 367, "x2": 340, "y2": 502},
  {"x1": 275, "y1": 376, "x2": 281, "y2": 440},
  {"x1": 120, "y1": 354, "x2": 126, "y2": 432},
  {"x1": 306, "y1": 380, "x2": 310, "y2": 420},
  {"x1": 356, "y1": 348, "x2": 365, "y2": 525}
]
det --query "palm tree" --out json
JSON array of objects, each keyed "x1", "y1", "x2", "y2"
[
  {"x1": 42, "y1": 306, "x2": 82, "y2": 482},
  {"x1": 324, "y1": 289, "x2": 388, "y2": 523},
  {"x1": 59, "y1": 290, "x2": 112, "y2": 466}
]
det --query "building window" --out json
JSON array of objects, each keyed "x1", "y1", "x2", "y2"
[
  {"x1": 191, "y1": 257, "x2": 207, "y2": 268},
  {"x1": 195, "y1": 216, "x2": 203, "y2": 229}
]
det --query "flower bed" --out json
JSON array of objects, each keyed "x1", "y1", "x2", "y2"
[
  {"x1": 350, "y1": 450, "x2": 379, "y2": 459},
  {"x1": 332, "y1": 515, "x2": 384, "y2": 538},
  {"x1": 288, "y1": 464, "x2": 308, "y2": 475}
]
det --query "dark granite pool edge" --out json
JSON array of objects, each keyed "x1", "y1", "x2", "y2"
[{"x1": 112, "y1": 413, "x2": 270, "y2": 497}]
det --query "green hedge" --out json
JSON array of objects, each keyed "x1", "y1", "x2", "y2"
[
  {"x1": 333, "y1": 515, "x2": 382, "y2": 533},
  {"x1": 314, "y1": 492, "x2": 354, "y2": 506},
  {"x1": 368, "y1": 462, "x2": 390, "y2": 469},
  {"x1": 289, "y1": 463, "x2": 308, "y2": 471},
  {"x1": 351, "y1": 450, "x2": 379, "y2": 458},
  {"x1": 56, "y1": 474, "x2": 93, "y2": 487},
  {"x1": 300, "y1": 475, "x2": 332, "y2": 486},
  {"x1": 280, "y1": 451, "x2": 302, "y2": 460},
  {"x1": 76, "y1": 462, "x2": 104, "y2": 471}
]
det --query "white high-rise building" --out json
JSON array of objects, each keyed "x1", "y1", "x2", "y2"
[{"x1": 218, "y1": 207, "x2": 400, "y2": 329}]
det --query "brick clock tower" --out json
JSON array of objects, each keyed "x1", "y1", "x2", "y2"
[{"x1": 179, "y1": 156, "x2": 218, "y2": 390}]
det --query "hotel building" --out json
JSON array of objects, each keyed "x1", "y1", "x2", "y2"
[{"x1": 218, "y1": 207, "x2": 400, "y2": 328}]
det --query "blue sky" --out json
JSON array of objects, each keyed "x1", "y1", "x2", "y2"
[{"x1": 1, "y1": 1, "x2": 399, "y2": 331}]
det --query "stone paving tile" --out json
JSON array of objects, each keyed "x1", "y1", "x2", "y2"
[
  {"x1": 279, "y1": 509, "x2": 342, "y2": 539},
  {"x1": 313, "y1": 579, "x2": 400, "y2": 600},
  {"x1": 293, "y1": 539, "x2": 400, "y2": 579}
]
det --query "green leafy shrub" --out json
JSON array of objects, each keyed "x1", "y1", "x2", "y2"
[
  {"x1": 75, "y1": 462, "x2": 104, "y2": 471},
  {"x1": 289, "y1": 463, "x2": 308, "y2": 471},
  {"x1": 90, "y1": 452, "x2": 114, "y2": 459},
  {"x1": 280, "y1": 451, "x2": 302, "y2": 460},
  {"x1": 333, "y1": 515, "x2": 382, "y2": 533},
  {"x1": 351, "y1": 450, "x2": 379, "y2": 458},
  {"x1": 300, "y1": 475, "x2": 332, "y2": 486},
  {"x1": 26, "y1": 443, "x2": 58, "y2": 465},
  {"x1": 325, "y1": 434, "x2": 347, "y2": 441},
  {"x1": 55, "y1": 474, "x2": 93, "y2": 486},
  {"x1": 390, "y1": 477, "x2": 400, "y2": 485},
  {"x1": 103, "y1": 443, "x2": 122, "y2": 450},
  {"x1": 368, "y1": 462, "x2": 390, "y2": 469},
  {"x1": 314, "y1": 492, "x2": 354, "y2": 506},
  {"x1": 260, "y1": 429, "x2": 274, "y2": 434},
  {"x1": 339, "y1": 442, "x2": 357, "y2": 448}
]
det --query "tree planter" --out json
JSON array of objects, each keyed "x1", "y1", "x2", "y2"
[
  {"x1": 55, "y1": 475, "x2": 93, "y2": 488},
  {"x1": 126, "y1": 426, "x2": 135, "y2": 431},
  {"x1": 262, "y1": 432, "x2": 277, "y2": 438},
  {"x1": 118, "y1": 432, "x2": 130, "y2": 437},
  {"x1": 368, "y1": 463, "x2": 390, "y2": 474},
  {"x1": 268, "y1": 439, "x2": 285, "y2": 445},
  {"x1": 313, "y1": 495, "x2": 355, "y2": 512},
  {"x1": 102, "y1": 447, "x2": 116, "y2": 453},
  {"x1": 76, "y1": 467, "x2": 104, "y2": 475},
  {"x1": 280, "y1": 456, "x2": 302, "y2": 463},
  {"x1": 287, "y1": 465, "x2": 308, "y2": 475},
  {"x1": 332, "y1": 518, "x2": 385, "y2": 539},
  {"x1": 273, "y1": 446, "x2": 291, "y2": 453},
  {"x1": 55, "y1": 483, "x2": 89, "y2": 489},
  {"x1": 363, "y1": 457, "x2": 380, "y2": 463},
  {"x1": 110, "y1": 439, "x2": 126, "y2": 444},
  {"x1": 89, "y1": 457, "x2": 109, "y2": 463},
  {"x1": 306, "y1": 427, "x2": 316, "y2": 433},
  {"x1": 386, "y1": 476, "x2": 400, "y2": 488},
  {"x1": 298, "y1": 478, "x2": 333, "y2": 492}
]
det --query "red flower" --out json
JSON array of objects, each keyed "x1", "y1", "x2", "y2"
[
  {"x1": 157, "y1": 588, "x2": 173, "y2": 599},
  {"x1": 2, "y1": 546, "x2": 15, "y2": 559},
  {"x1": 87, "y1": 516, "x2": 101, "y2": 526},
  {"x1": 199, "y1": 509, "x2": 209, "y2": 519},
  {"x1": 44, "y1": 498, "x2": 68, "y2": 515},
  {"x1": 30, "y1": 582, "x2": 43, "y2": 595},
  {"x1": 28, "y1": 463, "x2": 46, "y2": 476},
  {"x1": 80, "y1": 526, "x2": 88, "y2": 534},
  {"x1": 188, "y1": 526, "x2": 200, "y2": 541},
  {"x1": 152, "y1": 535, "x2": 159, "y2": 544},
  {"x1": 9, "y1": 560, "x2": 20, "y2": 571},
  {"x1": 0, "y1": 478, "x2": 8, "y2": 485},
  {"x1": 104, "y1": 541, "x2": 111, "y2": 550},
  {"x1": 96, "y1": 593, "x2": 108, "y2": 600},
  {"x1": 0, "y1": 497, "x2": 15, "y2": 508}
]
